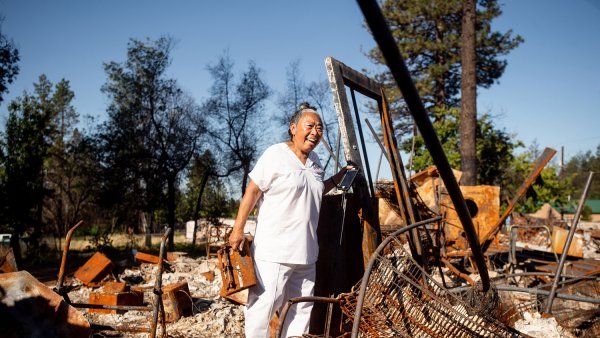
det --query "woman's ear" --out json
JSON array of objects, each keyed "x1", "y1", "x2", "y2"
[{"x1": 290, "y1": 123, "x2": 297, "y2": 136}]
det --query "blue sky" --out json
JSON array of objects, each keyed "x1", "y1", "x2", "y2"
[{"x1": 1, "y1": 0, "x2": 599, "y2": 167}]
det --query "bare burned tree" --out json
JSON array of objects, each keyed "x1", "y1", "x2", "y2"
[{"x1": 205, "y1": 54, "x2": 270, "y2": 196}]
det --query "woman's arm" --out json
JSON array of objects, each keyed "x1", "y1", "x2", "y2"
[
  {"x1": 229, "y1": 179, "x2": 263, "y2": 250},
  {"x1": 323, "y1": 165, "x2": 354, "y2": 194}
]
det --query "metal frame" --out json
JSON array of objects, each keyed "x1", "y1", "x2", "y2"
[
  {"x1": 326, "y1": 56, "x2": 422, "y2": 264},
  {"x1": 55, "y1": 221, "x2": 170, "y2": 337}
]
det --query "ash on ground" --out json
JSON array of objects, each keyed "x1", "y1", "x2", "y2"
[{"x1": 68, "y1": 255, "x2": 245, "y2": 338}]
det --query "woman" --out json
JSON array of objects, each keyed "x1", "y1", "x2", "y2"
[{"x1": 229, "y1": 102, "x2": 352, "y2": 337}]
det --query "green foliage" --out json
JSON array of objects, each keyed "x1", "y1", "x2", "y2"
[
  {"x1": 0, "y1": 75, "x2": 66, "y2": 236},
  {"x1": 0, "y1": 18, "x2": 20, "y2": 104},
  {"x1": 179, "y1": 151, "x2": 238, "y2": 224},
  {"x1": 404, "y1": 107, "x2": 521, "y2": 195},
  {"x1": 99, "y1": 36, "x2": 204, "y2": 236},
  {"x1": 562, "y1": 144, "x2": 600, "y2": 199},
  {"x1": 581, "y1": 205, "x2": 592, "y2": 221},
  {"x1": 369, "y1": 0, "x2": 523, "y2": 135}
]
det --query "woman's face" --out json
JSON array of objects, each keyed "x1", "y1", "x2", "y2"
[{"x1": 290, "y1": 112, "x2": 323, "y2": 154}]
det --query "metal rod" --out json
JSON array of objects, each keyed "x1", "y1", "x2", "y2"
[
  {"x1": 508, "y1": 225, "x2": 558, "y2": 267},
  {"x1": 545, "y1": 171, "x2": 594, "y2": 313},
  {"x1": 356, "y1": 0, "x2": 490, "y2": 292},
  {"x1": 364, "y1": 118, "x2": 390, "y2": 163},
  {"x1": 350, "y1": 89, "x2": 375, "y2": 197},
  {"x1": 90, "y1": 323, "x2": 151, "y2": 333},
  {"x1": 334, "y1": 127, "x2": 342, "y2": 172},
  {"x1": 55, "y1": 220, "x2": 84, "y2": 295},
  {"x1": 351, "y1": 216, "x2": 442, "y2": 338},
  {"x1": 150, "y1": 227, "x2": 171, "y2": 338},
  {"x1": 375, "y1": 151, "x2": 383, "y2": 183},
  {"x1": 276, "y1": 296, "x2": 340, "y2": 338},
  {"x1": 449, "y1": 285, "x2": 600, "y2": 305},
  {"x1": 71, "y1": 303, "x2": 152, "y2": 311}
]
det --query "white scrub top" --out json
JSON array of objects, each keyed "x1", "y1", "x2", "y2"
[{"x1": 249, "y1": 143, "x2": 325, "y2": 264}]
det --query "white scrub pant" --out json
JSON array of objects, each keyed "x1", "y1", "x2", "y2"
[{"x1": 244, "y1": 259, "x2": 316, "y2": 338}]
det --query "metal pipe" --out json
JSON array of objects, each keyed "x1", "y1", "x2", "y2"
[
  {"x1": 150, "y1": 227, "x2": 171, "y2": 338},
  {"x1": 276, "y1": 296, "x2": 340, "y2": 338},
  {"x1": 508, "y1": 225, "x2": 558, "y2": 267},
  {"x1": 375, "y1": 151, "x2": 383, "y2": 183},
  {"x1": 545, "y1": 172, "x2": 594, "y2": 313},
  {"x1": 71, "y1": 303, "x2": 152, "y2": 311},
  {"x1": 334, "y1": 127, "x2": 342, "y2": 172},
  {"x1": 351, "y1": 216, "x2": 442, "y2": 338},
  {"x1": 440, "y1": 258, "x2": 475, "y2": 286},
  {"x1": 356, "y1": 0, "x2": 490, "y2": 292},
  {"x1": 448, "y1": 285, "x2": 600, "y2": 305},
  {"x1": 56, "y1": 220, "x2": 84, "y2": 295},
  {"x1": 350, "y1": 89, "x2": 375, "y2": 197},
  {"x1": 90, "y1": 323, "x2": 151, "y2": 333}
]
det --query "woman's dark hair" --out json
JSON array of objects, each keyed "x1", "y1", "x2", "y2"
[{"x1": 288, "y1": 102, "x2": 317, "y2": 140}]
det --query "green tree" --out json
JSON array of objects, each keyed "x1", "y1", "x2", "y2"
[
  {"x1": 562, "y1": 145, "x2": 600, "y2": 199},
  {"x1": 0, "y1": 75, "x2": 63, "y2": 262},
  {"x1": 0, "y1": 17, "x2": 19, "y2": 104},
  {"x1": 100, "y1": 37, "x2": 204, "y2": 249},
  {"x1": 368, "y1": 0, "x2": 522, "y2": 136},
  {"x1": 404, "y1": 107, "x2": 522, "y2": 201}
]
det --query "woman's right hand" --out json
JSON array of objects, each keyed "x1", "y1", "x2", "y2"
[{"x1": 228, "y1": 228, "x2": 245, "y2": 251}]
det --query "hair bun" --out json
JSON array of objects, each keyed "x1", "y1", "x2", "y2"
[{"x1": 298, "y1": 102, "x2": 316, "y2": 111}]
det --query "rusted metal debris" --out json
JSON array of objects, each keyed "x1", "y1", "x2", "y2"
[
  {"x1": 73, "y1": 252, "x2": 114, "y2": 286},
  {"x1": 0, "y1": 270, "x2": 91, "y2": 338},
  {"x1": 0, "y1": 245, "x2": 18, "y2": 273},
  {"x1": 162, "y1": 281, "x2": 193, "y2": 322},
  {"x1": 88, "y1": 282, "x2": 145, "y2": 314},
  {"x1": 217, "y1": 241, "x2": 256, "y2": 298},
  {"x1": 54, "y1": 221, "x2": 172, "y2": 337}
]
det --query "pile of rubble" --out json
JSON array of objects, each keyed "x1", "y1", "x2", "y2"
[{"x1": 69, "y1": 252, "x2": 246, "y2": 337}]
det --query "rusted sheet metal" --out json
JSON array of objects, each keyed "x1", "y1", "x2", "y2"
[
  {"x1": 88, "y1": 284, "x2": 144, "y2": 314},
  {"x1": 551, "y1": 226, "x2": 584, "y2": 258},
  {"x1": 162, "y1": 281, "x2": 193, "y2": 322},
  {"x1": 411, "y1": 166, "x2": 462, "y2": 212},
  {"x1": 73, "y1": 252, "x2": 113, "y2": 285},
  {"x1": 223, "y1": 288, "x2": 248, "y2": 305},
  {"x1": 0, "y1": 270, "x2": 91, "y2": 338},
  {"x1": 217, "y1": 241, "x2": 256, "y2": 297},
  {"x1": 135, "y1": 251, "x2": 172, "y2": 265},
  {"x1": 481, "y1": 147, "x2": 556, "y2": 251},
  {"x1": 101, "y1": 281, "x2": 128, "y2": 293},
  {"x1": 0, "y1": 245, "x2": 18, "y2": 273},
  {"x1": 440, "y1": 185, "x2": 500, "y2": 250}
]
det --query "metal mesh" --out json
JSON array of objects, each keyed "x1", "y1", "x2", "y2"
[{"x1": 339, "y1": 236, "x2": 524, "y2": 337}]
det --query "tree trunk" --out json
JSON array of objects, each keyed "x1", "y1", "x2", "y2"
[
  {"x1": 167, "y1": 176, "x2": 176, "y2": 251},
  {"x1": 141, "y1": 211, "x2": 151, "y2": 247},
  {"x1": 460, "y1": 0, "x2": 478, "y2": 186},
  {"x1": 192, "y1": 172, "x2": 210, "y2": 246}
]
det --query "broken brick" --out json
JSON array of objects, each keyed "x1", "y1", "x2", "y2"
[{"x1": 74, "y1": 252, "x2": 113, "y2": 285}]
